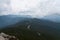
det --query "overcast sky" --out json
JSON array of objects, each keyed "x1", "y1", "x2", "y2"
[{"x1": 0, "y1": 0, "x2": 60, "y2": 18}]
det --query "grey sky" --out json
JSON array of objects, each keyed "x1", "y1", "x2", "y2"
[{"x1": 0, "y1": 0, "x2": 60, "y2": 18}]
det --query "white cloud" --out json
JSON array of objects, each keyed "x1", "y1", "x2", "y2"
[
  {"x1": 0, "y1": 0, "x2": 11, "y2": 15},
  {"x1": 10, "y1": 0, "x2": 40, "y2": 12},
  {"x1": 0, "y1": 0, "x2": 60, "y2": 18}
]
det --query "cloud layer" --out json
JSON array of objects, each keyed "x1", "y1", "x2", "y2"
[{"x1": 0, "y1": 0, "x2": 60, "y2": 18}]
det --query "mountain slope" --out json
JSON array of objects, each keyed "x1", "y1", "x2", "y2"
[
  {"x1": 0, "y1": 27, "x2": 48, "y2": 40},
  {"x1": 0, "y1": 18, "x2": 60, "y2": 40}
]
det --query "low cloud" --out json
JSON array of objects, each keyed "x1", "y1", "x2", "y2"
[{"x1": 0, "y1": 0, "x2": 60, "y2": 18}]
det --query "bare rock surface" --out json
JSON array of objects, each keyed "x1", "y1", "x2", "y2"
[{"x1": 0, "y1": 32, "x2": 19, "y2": 40}]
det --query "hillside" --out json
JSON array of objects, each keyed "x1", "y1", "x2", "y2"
[{"x1": 0, "y1": 18, "x2": 60, "y2": 40}]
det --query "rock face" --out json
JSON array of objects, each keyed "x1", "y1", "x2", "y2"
[
  {"x1": 0, "y1": 36, "x2": 5, "y2": 40},
  {"x1": 0, "y1": 32, "x2": 19, "y2": 40}
]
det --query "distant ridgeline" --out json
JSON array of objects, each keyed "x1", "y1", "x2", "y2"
[{"x1": 0, "y1": 15, "x2": 32, "y2": 29}]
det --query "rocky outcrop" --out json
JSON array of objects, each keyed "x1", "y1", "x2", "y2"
[{"x1": 0, "y1": 32, "x2": 19, "y2": 40}]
